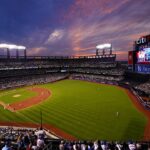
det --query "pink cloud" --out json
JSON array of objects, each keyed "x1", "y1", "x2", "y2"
[
  {"x1": 28, "y1": 47, "x2": 47, "y2": 56},
  {"x1": 63, "y1": 0, "x2": 130, "y2": 21}
]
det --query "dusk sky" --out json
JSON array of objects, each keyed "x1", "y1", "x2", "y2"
[{"x1": 0, "y1": 0, "x2": 150, "y2": 60}]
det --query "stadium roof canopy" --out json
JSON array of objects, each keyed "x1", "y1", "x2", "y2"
[{"x1": 0, "y1": 43, "x2": 26, "y2": 50}]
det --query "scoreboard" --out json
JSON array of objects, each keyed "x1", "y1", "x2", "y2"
[
  {"x1": 128, "y1": 34, "x2": 150, "y2": 74},
  {"x1": 135, "y1": 35, "x2": 150, "y2": 64}
]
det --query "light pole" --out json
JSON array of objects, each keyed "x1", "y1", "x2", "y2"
[{"x1": 40, "y1": 109, "x2": 43, "y2": 129}]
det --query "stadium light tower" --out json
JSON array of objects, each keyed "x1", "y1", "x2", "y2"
[
  {"x1": 0, "y1": 43, "x2": 26, "y2": 59},
  {"x1": 96, "y1": 43, "x2": 111, "y2": 49},
  {"x1": 96, "y1": 43, "x2": 112, "y2": 55}
]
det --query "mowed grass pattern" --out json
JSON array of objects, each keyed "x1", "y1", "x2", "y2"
[{"x1": 0, "y1": 80, "x2": 147, "y2": 140}]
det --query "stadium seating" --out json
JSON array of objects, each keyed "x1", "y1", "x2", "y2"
[
  {"x1": 0, "y1": 127, "x2": 58, "y2": 150},
  {"x1": 0, "y1": 73, "x2": 68, "y2": 90},
  {"x1": 0, "y1": 127, "x2": 150, "y2": 150}
]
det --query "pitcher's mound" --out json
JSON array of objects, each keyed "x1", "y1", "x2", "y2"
[{"x1": 13, "y1": 94, "x2": 21, "y2": 98}]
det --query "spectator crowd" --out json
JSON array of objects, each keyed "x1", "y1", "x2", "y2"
[
  {"x1": 58, "y1": 140, "x2": 150, "y2": 150},
  {"x1": 0, "y1": 57, "x2": 116, "y2": 69},
  {"x1": 1, "y1": 127, "x2": 150, "y2": 150},
  {"x1": 0, "y1": 73, "x2": 68, "y2": 90},
  {"x1": 0, "y1": 127, "x2": 58, "y2": 150},
  {"x1": 134, "y1": 80, "x2": 150, "y2": 95}
]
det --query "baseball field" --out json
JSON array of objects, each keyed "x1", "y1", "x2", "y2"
[{"x1": 0, "y1": 79, "x2": 148, "y2": 140}]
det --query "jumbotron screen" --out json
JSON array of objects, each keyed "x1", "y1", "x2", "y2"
[{"x1": 137, "y1": 47, "x2": 150, "y2": 63}]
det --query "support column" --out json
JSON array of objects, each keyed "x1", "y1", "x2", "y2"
[
  {"x1": 96, "y1": 49, "x2": 99, "y2": 56},
  {"x1": 103, "y1": 49, "x2": 105, "y2": 55},
  {"x1": 110, "y1": 46, "x2": 112, "y2": 55},
  {"x1": 16, "y1": 49, "x2": 19, "y2": 59},
  {"x1": 7, "y1": 48, "x2": 10, "y2": 59},
  {"x1": 24, "y1": 49, "x2": 27, "y2": 59}
]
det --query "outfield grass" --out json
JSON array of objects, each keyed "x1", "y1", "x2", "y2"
[
  {"x1": 0, "y1": 88, "x2": 37, "y2": 104},
  {"x1": 0, "y1": 80, "x2": 147, "y2": 140}
]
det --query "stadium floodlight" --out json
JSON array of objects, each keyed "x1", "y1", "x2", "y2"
[
  {"x1": 0, "y1": 43, "x2": 26, "y2": 50},
  {"x1": 0, "y1": 43, "x2": 8, "y2": 48},
  {"x1": 17, "y1": 46, "x2": 26, "y2": 50},
  {"x1": 96, "y1": 43, "x2": 111, "y2": 49},
  {"x1": 8, "y1": 44, "x2": 18, "y2": 49}
]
